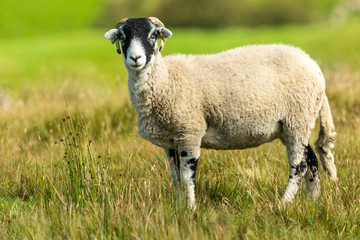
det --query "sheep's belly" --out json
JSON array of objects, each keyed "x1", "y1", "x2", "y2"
[{"x1": 201, "y1": 124, "x2": 281, "y2": 150}]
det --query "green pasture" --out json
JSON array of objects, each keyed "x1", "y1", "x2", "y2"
[
  {"x1": 1, "y1": 15, "x2": 359, "y2": 91},
  {"x1": 1, "y1": 11, "x2": 360, "y2": 240}
]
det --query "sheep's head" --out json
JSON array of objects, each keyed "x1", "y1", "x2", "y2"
[{"x1": 104, "y1": 17, "x2": 172, "y2": 71}]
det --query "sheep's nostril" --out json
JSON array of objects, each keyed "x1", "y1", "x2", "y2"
[{"x1": 130, "y1": 56, "x2": 141, "y2": 62}]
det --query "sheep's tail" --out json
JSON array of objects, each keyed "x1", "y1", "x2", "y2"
[{"x1": 315, "y1": 94, "x2": 337, "y2": 181}]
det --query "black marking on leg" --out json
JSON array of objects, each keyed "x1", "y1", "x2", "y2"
[
  {"x1": 305, "y1": 144, "x2": 319, "y2": 182},
  {"x1": 187, "y1": 158, "x2": 197, "y2": 165},
  {"x1": 186, "y1": 158, "x2": 199, "y2": 181},
  {"x1": 305, "y1": 144, "x2": 319, "y2": 170},
  {"x1": 291, "y1": 161, "x2": 307, "y2": 186},
  {"x1": 169, "y1": 149, "x2": 175, "y2": 157},
  {"x1": 190, "y1": 163, "x2": 198, "y2": 172},
  {"x1": 180, "y1": 151, "x2": 188, "y2": 157},
  {"x1": 301, "y1": 161, "x2": 307, "y2": 175},
  {"x1": 294, "y1": 161, "x2": 307, "y2": 177}
]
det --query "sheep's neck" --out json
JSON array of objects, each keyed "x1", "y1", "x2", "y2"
[{"x1": 127, "y1": 56, "x2": 169, "y2": 118}]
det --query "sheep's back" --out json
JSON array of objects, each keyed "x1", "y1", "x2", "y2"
[{"x1": 164, "y1": 44, "x2": 325, "y2": 149}]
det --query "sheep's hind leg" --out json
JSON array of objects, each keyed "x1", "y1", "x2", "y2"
[
  {"x1": 304, "y1": 144, "x2": 321, "y2": 199},
  {"x1": 281, "y1": 142, "x2": 308, "y2": 204},
  {"x1": 164, "y1": 148, "x2": 181, "y2": 200}
]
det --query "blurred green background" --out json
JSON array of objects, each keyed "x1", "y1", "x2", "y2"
[
  {"x1": 0, "y1": 0, "x2": 359, "y2": 88},
  {"x1": 0, "y1": 0, "x2": 359, "y2": 108},
  {"x1": 0, "y1": 0, "x2": 357, "y2": 37}
]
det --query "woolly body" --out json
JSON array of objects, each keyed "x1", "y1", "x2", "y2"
[
  {"x1": 105, "y1": 17, "x2": 336, "y2": 208},
  {"x1": 131, "y1": 44, "x2": 323, "y2": 151}
]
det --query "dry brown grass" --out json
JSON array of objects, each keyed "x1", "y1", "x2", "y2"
[{"x1": 1, "y1": 66, "x2": 359, "y2": 239}]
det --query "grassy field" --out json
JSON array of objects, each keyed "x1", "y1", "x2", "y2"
[{"x1": 1, "y1": 18, "x2": 360, "y2": 239}]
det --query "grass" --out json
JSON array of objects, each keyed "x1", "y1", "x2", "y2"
[{"x1": 1, "y1": 18, "x2": 360, "y2": 239}]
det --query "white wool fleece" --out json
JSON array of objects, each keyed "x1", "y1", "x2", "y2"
[{"x1": 130, "y1": 44, "x2": 325, "y2": 150}]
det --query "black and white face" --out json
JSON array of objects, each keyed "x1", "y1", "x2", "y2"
[{"x1": 105, "y1": 18, "x2": 172, "y2": 72}]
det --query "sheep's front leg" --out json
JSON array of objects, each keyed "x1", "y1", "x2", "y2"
[
  {"x1": 281, "y1": 143, "x2": 307, "y2": 204},
  {"x1": 164, "y1": 148, "x2": 181, "y2": 198},
  {"x1": 177, "y1": 145, "x2": 200, "y2": 210}
]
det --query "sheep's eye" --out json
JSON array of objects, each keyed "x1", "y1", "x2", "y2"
[
  {"x1": 150, "y1": 34, "x2": 156, "y2": 39},
  {"x1": 119, "y1": 34, "x2": 124, "y2": 39}
]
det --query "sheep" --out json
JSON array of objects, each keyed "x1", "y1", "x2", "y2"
[{"x1": 104, "y1": 17, "x2": 337, "y2": 208}]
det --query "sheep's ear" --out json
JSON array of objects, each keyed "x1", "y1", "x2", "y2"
[
  {"x1": 104, "y1": 29, "x2": 118, "y2": 41},
  {"x1": 156, "y1": 27, "x2": 172, "y2": 52},
  {"x1": 157, "y1": 27, "x2": 172, "y2": 40},
  {"x1": 104, "y1": 29, "x2": 122, "y2": 54}
]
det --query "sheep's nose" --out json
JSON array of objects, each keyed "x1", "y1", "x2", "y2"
[{"x1": 130, "y1": 56, "x2": 141, "y2": 62}]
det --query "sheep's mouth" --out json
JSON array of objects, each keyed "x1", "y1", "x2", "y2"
[{"x1": 128, "y1": 63, "x2": 145, "y2": 71}]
